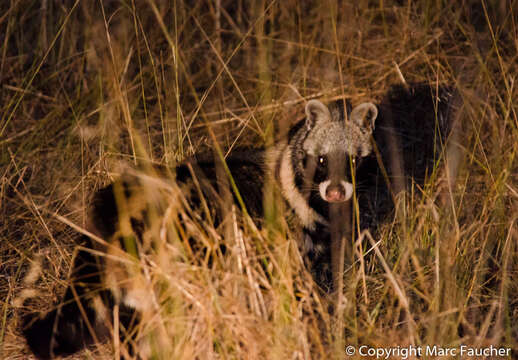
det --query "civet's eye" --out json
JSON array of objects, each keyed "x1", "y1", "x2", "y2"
[{"x1": 318, "y1": 155, "x2": 326, "y2": 167}]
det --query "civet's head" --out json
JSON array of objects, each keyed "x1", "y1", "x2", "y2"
[{"x1": 292, "y1": 99, "x2": 378, "y2": 206}]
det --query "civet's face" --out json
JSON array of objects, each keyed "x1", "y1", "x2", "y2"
[{"x1": 300, "y1": 100, "x2": 378, "y2": 204}]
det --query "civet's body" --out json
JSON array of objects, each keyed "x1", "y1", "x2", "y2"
[{"x1": 21, "y1": 83, "x2": 457, "y2": 359}]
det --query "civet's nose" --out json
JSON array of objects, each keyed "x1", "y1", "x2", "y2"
[
  {"x1": 325, "y1": 184, "x2": 346, "y2": 202},
  {"x1": 320, "y1": 181, "x2": 353, "y2": 203}
]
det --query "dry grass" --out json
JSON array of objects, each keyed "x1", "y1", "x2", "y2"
[{"x1": 1, "y1": 0, "x2": 517, "y2": 359}]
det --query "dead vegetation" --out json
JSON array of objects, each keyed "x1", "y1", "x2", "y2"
[{"x1": 1, "y1": 0, "x2": 517, "y2": 359}]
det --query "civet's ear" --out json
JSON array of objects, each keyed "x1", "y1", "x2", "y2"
[
  {"x1": 350, "y1": 102, "x2": 378, "y2": 133},
  {"x1": 305, "y1": 100, "x2": 332, "y2": 130}
]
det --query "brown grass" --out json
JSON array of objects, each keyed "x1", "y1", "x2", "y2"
[{"x1": 1, "y1": 0, "x2": 517, "y2": 359}]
